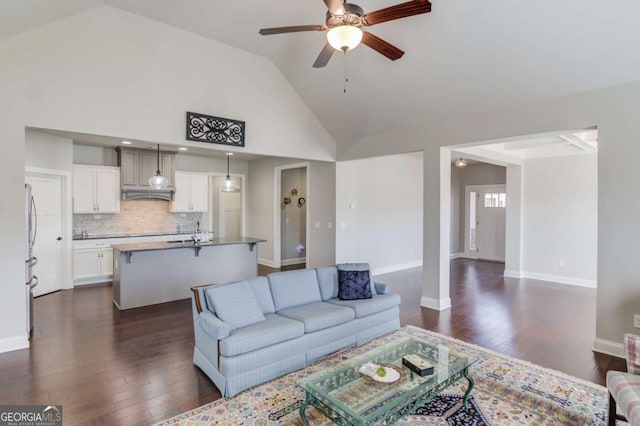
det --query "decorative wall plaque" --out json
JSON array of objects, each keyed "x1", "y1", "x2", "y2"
[{"x1": 186, "y1": 111, "x2": 245, "y2": 147}]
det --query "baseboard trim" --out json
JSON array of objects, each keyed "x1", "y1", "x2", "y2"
[
  {"x1": 372, "y1": 260, "x2": 423, "y2": 277},
  {"x1": 520, "y1": 271, "x2": 597, "y2": 288},
  {"x1": 450, "y1": 252, "x2": 464, "y2": 260},
  {"x1": 503, "y1": 270, "x2": 522, "y2": 279},
  {"x1": 258, "y1": 258, "x2": 277, "y2": 268},
  {"x1": 593, "y1": 338, "x2": 624, "y2": 359},
  {"x1": 0, "y1": 334, "x2": 29, "y2": 353},
  {"x1": 281, "y1": 257, "x2": 306, "y2": 266},
  {"x1": 420, "y1": 296, "x2": 452, "y2": 311}
]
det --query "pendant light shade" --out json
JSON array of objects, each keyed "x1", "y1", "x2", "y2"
[
  {"x1": 222, "y1": 152, "x2": 235, "y2": 192},
  {"x1": 327, "y1": 25, "x2": 363, "y2": 52},
  {"x1": 454, "y1": 158, "x2": 468, "y2": 168},
  {"x1": 148, "y1": 144, "x2": 169, "y2": 189}
]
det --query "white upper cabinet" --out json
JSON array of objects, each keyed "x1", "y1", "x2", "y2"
[
  {"x1": 170, "y1": 172, "x2": 209, "y2": 213},
  {"x1": 73, "y1": 165, "x2": 121, "y2": 213}
]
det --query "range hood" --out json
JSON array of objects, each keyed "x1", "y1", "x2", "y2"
[
  {"x1": 121, "y1": 187, "x2": 175, "y2": 201},
  {"x1": 116, "y1": 147, "x2": 177, "y2": 201}
]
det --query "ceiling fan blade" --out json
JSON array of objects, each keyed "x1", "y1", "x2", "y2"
[
  {"x1": 259, "y1": 25, "x2": 326, "y2": 35},
  {"x1": 313, "y1": 43, "x2": 335, "y2": 68},
  {"x1": 323, "y1": 0, "x2": 345, "y2": 15},
  {"x1": 362, "y1": 0, "x2": 432, "y2": 26},
  {"x1": 361, "y1": 32, "x2": 404, "y2": 60}
]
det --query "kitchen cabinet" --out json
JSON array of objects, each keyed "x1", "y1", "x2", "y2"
[
  {"x1": 116, "y1": 147, "x2": 176, "y2": 188},
  {"x1": 73, "y1": 238, "x2": 127, "y2": 285},
  {"x1": 73, "y1": 165, "x2": 120, "y2": 213},
  {"x1": 170, "y1": 172, "x2": 209, "y2": 213}
]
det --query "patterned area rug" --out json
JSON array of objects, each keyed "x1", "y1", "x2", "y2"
[{"x1": 156, "y1": 326, "x2": 612, "y2": 425}]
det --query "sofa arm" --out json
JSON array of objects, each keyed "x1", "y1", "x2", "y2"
[
  {"x1": 197, "y1": 311, "x2": 231, "y2": 340},
  {"x1": 374, "y1": 282, "x2": 390, "y2": 295},
  {"x1": 624, "y1": 333, "x2": 640, "y2": 374}
]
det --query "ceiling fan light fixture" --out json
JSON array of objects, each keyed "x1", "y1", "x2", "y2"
[
  {"x1": 327, "y1": 25, "x2": 363, "y2": 51},
  {"x1": 455, "y1": 158, "x2": 468, "y2": 168}
]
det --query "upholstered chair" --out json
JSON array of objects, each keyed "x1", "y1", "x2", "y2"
[{"x1": 607, "y1": 333, "x2": 640, "y2": 425}]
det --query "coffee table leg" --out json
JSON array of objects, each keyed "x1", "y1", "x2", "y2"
[
  {"x1": 299, "y1": 393, "x2": 311, "y2": 426},
  {"x1": 461, "y1": 369, "x2": 475, "y2": 410}
]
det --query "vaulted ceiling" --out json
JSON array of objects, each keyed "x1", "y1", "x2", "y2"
[{"x1": 2, "y1": 1, "x2": 640, "y2": 147}]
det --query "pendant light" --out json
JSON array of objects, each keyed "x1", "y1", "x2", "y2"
[
  {"x1": 148, "y1": 144, "x2": 169, "y2": 189},
  {"x1": 222, "y1": 152, "x2": 235, "y2": 192},
  {"x1": 454, "y1": 158, "x2": 468, "y2": 168}
]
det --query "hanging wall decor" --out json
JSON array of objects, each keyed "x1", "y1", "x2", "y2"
[{"x1": 186, "y1": 111, "x2": 245, "y2": 147}]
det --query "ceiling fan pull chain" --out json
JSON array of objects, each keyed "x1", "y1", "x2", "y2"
[{"x1": 343, "y1": 50, "x2": 349, "y2": 94}]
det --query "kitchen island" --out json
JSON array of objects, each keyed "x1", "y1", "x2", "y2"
[{"x1": 112, "y1": 237, "x2": 266, "y2": 309}]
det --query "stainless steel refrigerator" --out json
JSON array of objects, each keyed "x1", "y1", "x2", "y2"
[{"x1": 25, "y1": 183, "x2": 38, "y2": 336}]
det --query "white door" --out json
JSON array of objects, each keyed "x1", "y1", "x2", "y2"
[
  {"x1": 474, "y1": 185, "x2": 506, "y2": 262},
  {"x1": 26, "y1": 175, "x2": 64, "y2": 296},
  {"x1": 219, "y1": 189, "x2": 241, "y2": 238}
]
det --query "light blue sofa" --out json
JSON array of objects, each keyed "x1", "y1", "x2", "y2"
[{"x1": 190, "y1": 265, "x2": 401, "y2": 397}]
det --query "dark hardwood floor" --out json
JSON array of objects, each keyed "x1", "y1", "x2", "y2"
[{"x1": 0, "y1": 259, "x2": 624, "y2": 425}]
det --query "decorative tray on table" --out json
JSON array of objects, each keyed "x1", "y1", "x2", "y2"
[{"x1": 358, "y1": 362, "x2": 405, "y2": 385}]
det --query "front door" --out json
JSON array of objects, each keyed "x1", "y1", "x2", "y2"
[
  {"x1": 465, "y1": 184, "x2": 506, "y2": 262},
  {"x1": 25, "y1": 174, "x2": 64, "y2": 296}
]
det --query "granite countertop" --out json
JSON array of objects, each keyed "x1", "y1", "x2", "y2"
[
  {"x1": 112, "y1": 237, "x2": 267, "y2": 253},
  {"x1": 73, "y1": 231, "x2": 196, "y2": 241}
]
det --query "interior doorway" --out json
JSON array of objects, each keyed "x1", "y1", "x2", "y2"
[
  {"x1": 464, "y1": 184, "x2": 506, "y2": 262},
  {"x1": 25, "y1": 172, "x2": 67, "y2": 296},
  {"x1": 274, "y1": 163, "x2": 309, "y2": 269},
  {"x1": 280, "y1": 167, "x2": 307, "y2": 267},
  {"x1": 211, "y1": 175, "x2": 244, "y2": 238}
]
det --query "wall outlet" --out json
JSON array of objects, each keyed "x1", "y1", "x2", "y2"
[
  {"x1": 634, "y1": 315, "x2": 640, "y2": 329},
  {"x1": 327, "y1": 222, "x2": 333, "y2": 230},
  {"x1": 94, "y1": 215, "x2": 101, "y2": 219},
  {"x1": 314, "y1": 221, "x2": 321, "y2": 229},
  {"x1": 340, "y1": 222, "x2": 347, "y2": 230},
  {"x1": 180, "y1": 213, "x2": 186, "y2": 218},
  {"x1": 409, "y1": 248, "x2": 414, "y2": 255},
  {"x1": 285, "y1": 217, "x2": 289, "y2": 224},
  {"x1": 559, "y1": 258, "x2": 566, "y2": 267}
]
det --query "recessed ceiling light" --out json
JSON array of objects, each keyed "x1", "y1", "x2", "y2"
[
  {"x1": 122, "y1": 141, "x2": 132, "y2": 145},
  {"x1": 178, "y1": 147, "x2": 188, "y2": 151}
]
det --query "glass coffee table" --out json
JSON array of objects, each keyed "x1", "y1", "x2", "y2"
[{"x1": 297, "y1": 336, "x2": 478, "y2": 426}]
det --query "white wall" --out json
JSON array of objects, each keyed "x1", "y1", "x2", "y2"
[
  {"x1": 26, "y1": 130, "x2": 73, "y2": 171},
  {"x1": 0, "y1": 5, "x2": 336, "y2": 352},
  {"x1": 522, "y1": 154, "x2": 597, "y2": 286},
  {"x1": 336, "y1": 153, "x2": 423, "y2": 275},
  {"x1": 247, "y1": 158, "x2": 335, "y2": 268}
]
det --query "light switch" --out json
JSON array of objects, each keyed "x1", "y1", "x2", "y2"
[
  {"x1": 350, "y1": 203, "x2": 357, "y2": 210},
  {"x1": 285, "y1": 217, "x2": 289, "y2": 224},
  {"x1": 314, "y1": 221, "x2": 321, "y2": 229},
  {"x1": 327, "y1": 222, "x2": 333, "y2": 230},
  {"x1": 340, "y1": 222, "x2": 347, "y2": 230}
]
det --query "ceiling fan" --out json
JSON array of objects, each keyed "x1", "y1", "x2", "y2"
[{"x1": 259, "y1": 0, "x2": 432, "y2": 68}]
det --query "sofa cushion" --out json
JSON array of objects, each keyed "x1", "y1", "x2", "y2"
[
  {"x1": 337, "y1": 263, "x2": 376, "y2": 297},
  {"x1": 338, "y1": 269, "x2": 372, "y2": 300},
  {"x1": 327, "y1": 293, "x2": 401, "y2": 318},
  {"x1": 247, "y1": 276, "x2": 276, "y2": 314},
  {"x1": 205, "y1": 281, "x2": 265, "y2": 330},
  {"x1": 268, "y1": 269, "x2": 322, "y2": 311},
  {"x1": 278, "y1": 301, "x2": 355, "y2": 333},
  {"x1": 316, "y1": 266, "x2": 339, "y2": 301},
  {"x1": 220, "y1": 314, "x2": 305, "y2": 357}
]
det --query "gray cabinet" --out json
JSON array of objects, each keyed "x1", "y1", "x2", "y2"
[{"x1": 116, "y1": 147, "x2": 176, "y2": 193}]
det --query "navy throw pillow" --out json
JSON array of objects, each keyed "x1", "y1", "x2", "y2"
[{"x1": 338, "y1": 270, "x2": 372, "y2": 300}]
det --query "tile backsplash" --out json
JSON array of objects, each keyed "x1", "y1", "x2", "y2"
[{"x1": 74, "y1": 199, "x2": 206, "y2": 236}]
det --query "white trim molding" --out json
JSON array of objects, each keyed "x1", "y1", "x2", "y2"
[
  {"x1": 515, "y1": 271, "x2": 596, "y2": 288},
  {"x1": 281, "y1": 257, "x2": 306, "y2": 266},
  {"x1": 593, "y1": 338, "x2": 624, "y2": 359},
  {"x1": 0, "y1": 334, "x2": 29, "y2": 353},
  {"x1": 450, "y1": 253, "x2": 464, "y2": 260},
  {"x1": 258, "y1": 258, "x2": 277, "y2": 268},
  {"x1": 420, "y1": 296, "x2": 452, "y2": 311},
  {"x1": 372, "y1": 261, "x2": 422, "y2": 277},
  {"x1": 503, "y1": 270, "x2": 523, "y2": 278}
]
